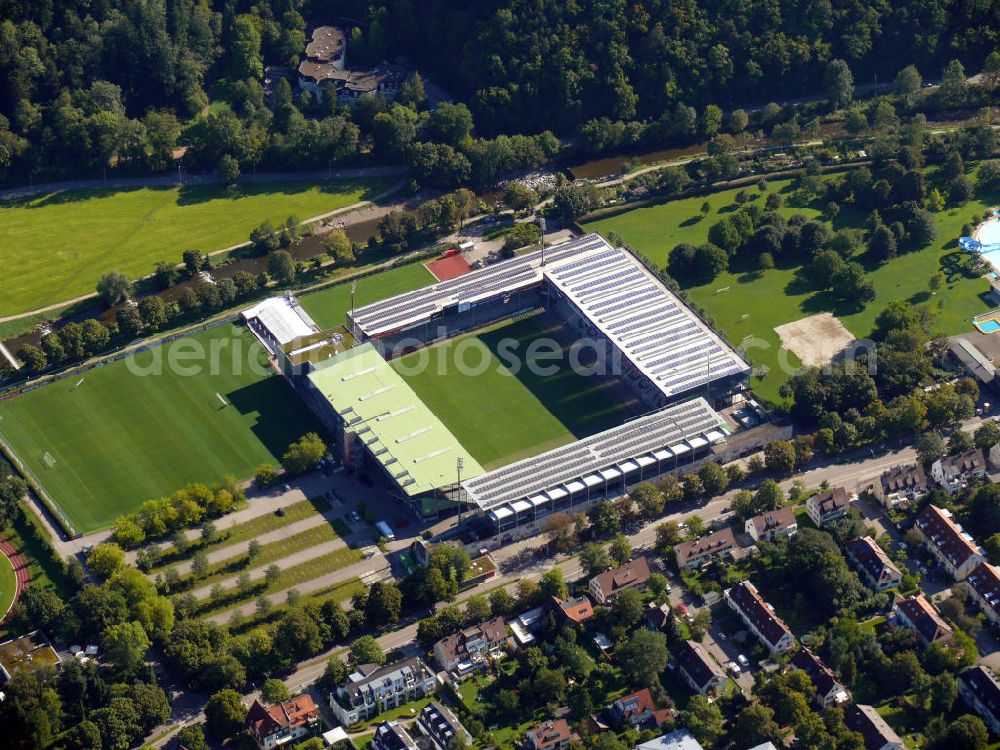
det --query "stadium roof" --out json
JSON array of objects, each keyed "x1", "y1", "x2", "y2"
[
  {"x1": 462, "y1": 397, "x2": 727, "y2": 515},
  {"x1": 349, "y1": 233, "x2": 750, "y2": 400},
  {"x1": 307, "y1": 343, "x2": 483, "y2": 496}
]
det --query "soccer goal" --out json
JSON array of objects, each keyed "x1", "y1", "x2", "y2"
[
  {"x1": 215, "y1": 392, "x2": 229, "y2": 410},
  {"x1": 41, "y1": 452, "x2": 57, "y2": 469}
]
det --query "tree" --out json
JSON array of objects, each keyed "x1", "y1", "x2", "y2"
[
  {"x1": 933, "y1": 715, "x2": 988, "y2": 750},
  {"x1": 247, "y1": 539, "x2": 261, "y2": 563},
  {"x1": 282, "y1": 432, "x2": 325, "y2": 474},
  {"x1": 542, "y1": 513, "x2": 578, "y2": 552},
  {"x1": 205, "y1": 689, "x2": 247, "y2": 740},
  {"x1": 682, "y1": 695, "x2": 725, "y2": 746},
  {"x1": 539, "y1": 568, "x2": 568, "y2": 600},
  {"x1": 103, "y1": 620, "x2": 150, "y2": 675},
  {"x1": 975, "y1": 422, "x2": 1000, "y2": 450},
  {"x1": 632, "y1": 482, "x2": 664, "y2": 518},
  {"x1": 616, "y1": 629, "x2": 668, "y2": 687},
  {"x1": 190, "y1": 550, "x2": 209, "y2": 578},
  {"x1": 731, "y1": 702, "x2": 781, "y2": 748},
  {"x1": 613, "y1": 588, "x2": 645, "y2": 627},
  {"x1": 323, "y1": 230, "x2": 354, "y2": 265},
  {"x1": 218, "y1": 154, "x2": 240, "y2": 183},
  {"x1": 727, "y1": 109, "x2": 749, "y2": 133},
  {"x1": 261, "y1": 678, "x2": 291, "y2": 704},
  {"x1": 609, "y1": 534, "x2": 632, "y2": 566},
  {"x1": 869, "y1": 224, "x2": 897, "y2": 262},
  {"x1": 365, "y1": 581, "x2": 403, "y2": 625},
  {"x1": 350, "y1": 635, "x2": 384, "y2": 666},
  {"x1": 17, "y1": 343, "x2": 47, "y2": 372},
  {"x1": 96, "y1": 270, "x2": 132, "y2": 306},
  {"x1": 175, "y1": 726, "x2": 209, "y2": 750},
  {"x1": 655, "y1": 522, "x2": 682, "y2": 553},
  {"x1": 894, "y1": 65, "x2": 923, "y2": 108},
  {"x1": 581, "y1": 542, "x2": 611, "y2": 577},
  {"x1": 754, "y1": 480, "x2": 785, "y2": 512},
  {"x1": 87, "y1": 543, "x2": 126, "y2": 579},
  {"x1": 916, "y1": 431, "x2": 947, "y2": 465},
  {"x1": 824, "y1": 60, "x2": 854, "y2": 107},
  {"x1": 268, "y1": 250, "x2": 296, "y2": 285},
  {"x1": 939, "y1": 59, "x2": 968, "y2": 106},
  {"x1": 504, "y1": 182, "x2": 539, "y2": 212},
  {"x1": 231, "y1": 16, "x2": 263, "y2": 80},
  {"x1": 698, "y1": 462, "x2": 728, "y2": 495}
]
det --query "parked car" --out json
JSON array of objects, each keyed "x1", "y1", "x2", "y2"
[
  {"x1": 728, "y1": 662, "x2": 741, "y2": 675},
  {"x1": 737, "y1": 654, "x2": 750, "y2": 668},
  {"x1": 350, "y1": 511, "x2": 361, "y2": 523}
]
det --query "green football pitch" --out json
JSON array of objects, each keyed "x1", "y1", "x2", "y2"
[
  {"x1": 0, "y1": 177, "x2": 389, "y2": 317},
  {"x1": 0, "y1": 548, "x2": 16, "y2": 622},
  {"x1": 0, "y1": 325, "x2": 325, "y2": 534},
  {"x1": 392, "y1": 315, "x2": 643, "y2": 469}
]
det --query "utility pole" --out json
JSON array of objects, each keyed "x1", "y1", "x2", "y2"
[
  {"x1": 456, "y1": 457, "x2": 464, "y2": 525},
  {"x1": 350, "y1": 281, "x2": 357, "y2": 338}
]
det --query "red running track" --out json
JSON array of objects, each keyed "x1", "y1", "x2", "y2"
[{"x1": 0, "y1": 539, "x2": 29, "y2": 625}]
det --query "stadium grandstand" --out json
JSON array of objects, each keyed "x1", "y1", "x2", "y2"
[
  {"x1": 305, "y1": 343, "x2": 484, "y2": 517},
  {"x1": 462, "y1": 397, "x2": 728, "y2": 537},
  {"x1": 348, "y1": 233, "x2": 750, "y2": 408}
]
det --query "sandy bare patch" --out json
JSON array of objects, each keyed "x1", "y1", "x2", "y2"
[{"x1": 774, "y1": 313, "x2": 856, "y2": 367}]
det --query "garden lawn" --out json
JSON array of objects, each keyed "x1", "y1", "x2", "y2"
[
  {"x1": 0, "y1": 325, "x2": 326, "y2": 534},
  {"x1": 585, "y1": 172, "x2": 996, "y2": 403},
  {"x1": 0, "y1": 178, "x2": 389, "y2": 317},
  {"x1": 298, "y1": 262, "x2": 436, "y2": 330},
  {"x1": 392, "y1": 315, "x2": 641, "y2": 468}
]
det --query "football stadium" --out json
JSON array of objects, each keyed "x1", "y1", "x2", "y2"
[{"x1": 245, "y1": 232, "x2": 756, "y2": 538}]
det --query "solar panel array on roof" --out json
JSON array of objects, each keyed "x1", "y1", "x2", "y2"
[
  {"x1": 462, "y1": 397, "x2": 725, "y2": 513},
  {"x1": 348, "y1": 233, "x2": 749, "y2": 400}
]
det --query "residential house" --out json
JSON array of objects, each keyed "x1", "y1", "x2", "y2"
[
  {"x1": 509, "y1": 606, "x2": 544, "y2": 647},
  {"x1": 791, "y1": 648, "x2": 850, "y2": 708},
  {"x1": 893, "y1": 594, "x2": 953, "y2": 647},
  {"x1": 416, "y1": 702, "x2": 471, "y2": 750},
  {"x1": 552, "y1": 596, "x2": 594, "y2": 626},
  {"x1": 745, "y1": 506, "x2": 798, "y2": 543},
  {"x1": 525, "y1": 720, "x2": 572, "y2": 750},
  {"x1": 611, "y1": 688, "x2": 669, "y2": 728},
  {"x1": 873, "y1": 464, "x2": 927, "y2": 509},
  {"x1": 958, "y1": 666, "x2": 1000, "y2": 736},
  {"x1": 589, "y1": 557, "x2": 651, "y2": 604},
  {"x1": 644, "y1": 602, "x2": 673, "y2": 633},
  {"x1": 913, "y1": 504, "x2": 985, "y2": 580},
  {"x1": 246, "y1": 694, "x2": 319, "y2": 750},
  {"x1": 674, "y1": 528, "x2": 737, "y2": 569},
  {"x1": 843, "y1": 704, "x2": 904, "y2": 750},
  {"x1": 433, "y1": 617, "x2": 507, "y2": 673},
  {"x1": 725, "y1": 581, "x2": 796, "y2": 654},
  {"x1": 636, "y1": 730, "x2": 705, "y2": 750},
  {"x1": 329, "y1": 657, "x2": 437, "y2": 726},
  {"x1": 372, "y1": 721, "x2": 418, "y2": 750},
  {"x1": 845, "y1": 536, "x2": 903, "y2": 592},
  {"x1": 966, "y1": 562, "x2": 1000, "y2": 627},
  {"x1": 931, "y1": 449, "x2": 986, "y2": 494},
  {"x1": 674, "y1": 640, "x2": 727, "y2": 696},
  {"x1": 805, "y1": 487, "x2": 851, "y2": 527}
]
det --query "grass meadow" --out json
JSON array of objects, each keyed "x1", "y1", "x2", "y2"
[
  {"x1": 585, "y1": 171, "x2": 994, "y2": 403},
  {"x1": 0, "y1": 178, "x2": 389, "y2": 317}
]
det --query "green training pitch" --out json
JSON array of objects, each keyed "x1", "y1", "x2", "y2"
[
  {"x1": 298, "y1": 262, "x2": 436, "y2": 330},
  {"x1": 0, "y1": 549, "x2": 16, "y2": 622},
  {"x1": 0, "y1": 178, "x2": 390, "y2": 317},
  {"x1": 391, "y1": 315, "x2": 643, "y2": 469},
  {"x1": 585, "y1": 170, "x2": 994, "y2": 403},
  {"x1": 0, "y1": 325, "x2": 326, "y2": 534}
]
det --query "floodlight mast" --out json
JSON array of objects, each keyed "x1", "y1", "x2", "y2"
[{"x1": 456, "y1": 456, "x2": 464, "y2": 525}]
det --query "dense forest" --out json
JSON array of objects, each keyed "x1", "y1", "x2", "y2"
[{"x1": 0, "y1": 0, "x2": 997, "y2": 185}]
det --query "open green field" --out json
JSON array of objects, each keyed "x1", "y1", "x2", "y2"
[
  {"x1": 585, "y1": 172, "x2": 995, "y2": 403},
  {"x1": 392, "y1": 315, "x2": 642, "y2": 468},
  {"x1": 0, "y1": 548, "x2": 16, "y2": 622},
  {"x1": 0, "y1": 325, "x2": 325, "y2": 533},
  {"x1": 299, "y1": 262, "x2": 435, "y2": 329},
  {"x1": 0, "y1": 177, "x2": 389, "y2": 317}
]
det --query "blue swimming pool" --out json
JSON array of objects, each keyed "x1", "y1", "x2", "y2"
[{"x1": 976, "y1": 319, "x2": 1000, "y2": 334}]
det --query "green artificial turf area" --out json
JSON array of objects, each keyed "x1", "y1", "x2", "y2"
[
  {"x1": 0, "y1": 325, "x2": 326, "y2": 534},
  {"x1": 585, "y1": 170, "x2": 995, "y2": 403},
  {"x1": 298, "y1": 262, "x2": 436, "y2": 329},
  {"x1": 0, "y1": 178, "x2": 389, "y2": 317},
  {"x1": 391, "y1": 315, "x2": 642, "y2": 468},
  {"x1": 0, "y1": 548, "x2": 16, "y2": 621}
]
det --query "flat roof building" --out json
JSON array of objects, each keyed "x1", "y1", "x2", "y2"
[{"x1": 306, "y1": 343, "x2": 483, "y2": 516}]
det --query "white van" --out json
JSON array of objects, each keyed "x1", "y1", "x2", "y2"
[{"x1": 376, "y1": 521, "x2": 395, "y2": 541}]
